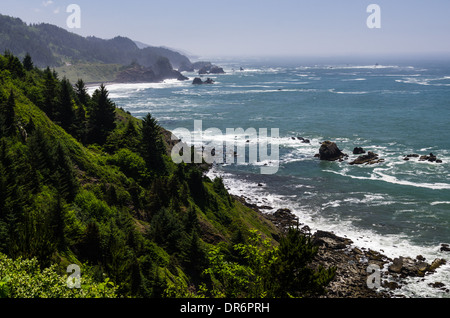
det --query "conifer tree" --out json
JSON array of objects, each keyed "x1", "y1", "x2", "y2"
[
  {"x1": 23, "y1": 53, "x2": 34, "y2": 71},
  {"x1": 0, "y1": 90, "x2": 16, "y2": 136},
  {"x1": 53, "y1": 142, "x2": 78, "y2": 202},
  {"x1": 56, "y1": 78, "x2": 76, "y2": 132},
  {"x1": 43, "y1": 67, "x2": 58, "y2": 119},
  {"x1": 87, "y1": 84, "x2": 116, "y2": 145},
  {"x1": 75, "y1": 79, "x2": 90, "y2": 107},
  {"x1": 141, "y1": 113, "x2": 165, "y2": 173}
]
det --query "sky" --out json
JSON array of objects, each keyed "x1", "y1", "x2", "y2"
[{"x1": 1, "y1": 0, "x2": 450, "y2": 59}]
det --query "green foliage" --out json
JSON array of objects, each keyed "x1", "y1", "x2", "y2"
[
  {"x1": 140, "y1": 113, "x2": 166, "y2": 173},
  {"x1": 0, "y1": 89, "x2": 16, "y2": 137},
  {"x1": 270, "y1": 228, "x2": 336, "y2": 298},
  {"x1": 87, "y1": 84, "x2": 116, "y2": 145},
  {"x1": 22, "y1": 53, "x2": 34, "y2": 72},
  {"x1": 107, "y1": 148, "x2": 149, "y2": 183},
  {"x1": 0, "y1": 253, "x2": 117, "y2": 298},
  {"x1": 200, "y1": 228, "x2": 335, "y2": 298}
]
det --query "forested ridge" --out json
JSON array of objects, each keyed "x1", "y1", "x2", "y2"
[
  {"x1": 0, "y1": 14, "x2": 192, "y2": 70},
  {"x1": 0, "y1": 51, "x2": 336, "y2": 299}
]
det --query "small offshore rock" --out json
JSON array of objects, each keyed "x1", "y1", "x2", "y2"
[
  {"x1": 353, "y1": 147, "x2": 366, "y2": 155},
  {"x1": 318, "y1": 141, "x2": 346, "y2": 161}
]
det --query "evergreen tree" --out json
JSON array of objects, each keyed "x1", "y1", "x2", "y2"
[
  {"x1": 53, "y1": 142, "x2": 78, "y2": 202},
  {"x1": 4, "y1": 51, "x2": 25, "y2": 78},
  {"x1": 75, "y1": 79, "x2": 90, "y2": 107},
  {"x1": 73, "y1": 104, "x2": 87, "y2": 143},
  {"x1": 0, "y1": 90, "x2": 16, "y2": 137},
  {"x1": 23, "y1": 53, "x2": 34, "y2": 71},
  {"x1": 270, "y1": 228, "x2": 336, "y2": 297},
  {"x1": 87, "y1": 84, "x2": 116, "y2": 145},
  {"x1": 27, "y1": 127, "x2": 54, "y2": 177},
  {"x1": 42, "y1": 67, "x2": 58, "y2": 119},
  {"x1": 56, "y1": 78, "x2": 76, "y2": 132},
  {"x1": 50, "y1": 194, "x2": 66, "y2": 250},
  {"x1": 141, "y1": 113, "x2": 165, "y2": 173}
]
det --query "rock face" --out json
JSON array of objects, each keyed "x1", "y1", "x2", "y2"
[
  {"x1": 318, "y1": 141, "x2": 346, "y2": 161},
  {"x1": 349, "y1": 151, "x2": 384, "y2": 165}
]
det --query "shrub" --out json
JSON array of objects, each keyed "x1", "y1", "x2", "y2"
[{"x1": 0, "y1": 253, "x2": 117, "y2": 298}]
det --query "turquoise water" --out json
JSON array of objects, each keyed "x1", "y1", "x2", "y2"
[{"x1": 94, "y1": 57, "x2": 450, "y2": 297}]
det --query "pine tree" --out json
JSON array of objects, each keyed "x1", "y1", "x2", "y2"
[
  {"x1": 50, "y1": 194, "x2": 66, "y2": 250},
  {"x1": 23, "y1": 53, "x2": 34, "y2": 71},
  {"x1": 42, "y1": 67, "x2": 58, "y2": 119},
  {"x1": 75, "y1": 79, "x2": 90, "y2": 107},
  {"x1": 0, "y1": 90, "x2": 16, "y2": 136},
  {"x1": 73, "y1": 104, "x2": 87, "y2": 143},
  {"x1": 270, "y1": 227, "x2": 336, "y2": 297},
  {"x1": 141, "y1": 113, "x2": 166, "y2": 173},
  {"x1": 53, "y1": 142, "x2": 78, "y2": 202},
  {"x1": 87, "y1": 84, "x2": 116, "y2": 145},
  {"x1": 56, "y1": 78, "x2": 76, "y2": 132}
]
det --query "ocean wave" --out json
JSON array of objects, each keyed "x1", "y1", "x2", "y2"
[
  {"x1": 324, "y1": 167, "x2": 450, "y2": 190},
  {"x1": 341, "y1": 78, "x2": 367, "y2": 81},
  {"x1": 396, "y1": 76, "x2": 450, "y2": 87},
  {"x1": 431, "y1": 201, "x2": 450, "y2": 206},
  {"x1": 328, "y1": 88, "x2": 370, "y2": 95}
]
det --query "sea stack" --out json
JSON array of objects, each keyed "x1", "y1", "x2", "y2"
[{"x1": 318, "y1": 141, "x2": 346, "y2": 161}]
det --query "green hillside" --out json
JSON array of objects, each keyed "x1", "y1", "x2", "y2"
[{"x1": 0, "y1": 52, "x2": 335, "y2": 299}]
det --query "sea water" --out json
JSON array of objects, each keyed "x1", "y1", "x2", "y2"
[{"x1": 93, "y1": 56, "x2": 450, "y2": 297}]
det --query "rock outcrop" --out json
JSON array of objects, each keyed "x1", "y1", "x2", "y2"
[
  {"x1": 353, "y1": 147, "x2": 366, "y2": 155},
  {"x1": 198, "y1": 64, "x2": 225, "y2": 75},
  {"x1": 317, "y1": 141, "x2": 346, "y2": 161},
  {"x1": 388, "y1": 256, "x2": 446, "y2": 277},
  {"x1": 192, "y1": 77, "x2": 215, "y2": 85},
  {"x1": 115, "y1": 62, "x2": 188, "y2": 83},
  {"x1": 349, "y1": 151, "x2": 384, "y2": 165}
]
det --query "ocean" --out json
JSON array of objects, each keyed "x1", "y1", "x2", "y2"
[{"x1": 90, "y1": 56, "x2": 450, "y2": 298}]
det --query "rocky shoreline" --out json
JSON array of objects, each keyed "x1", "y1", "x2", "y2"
[{"x1": 233, "y1": 195, "x2": 449, "y2": 298}]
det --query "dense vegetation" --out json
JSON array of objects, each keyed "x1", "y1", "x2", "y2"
[{"x1": 0, "y1": 51, "x2": 336, "y2": 298}]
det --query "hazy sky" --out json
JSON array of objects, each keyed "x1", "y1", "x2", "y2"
[{"x1": 2, "y1": 0, "x2": 450, "y2": 58}]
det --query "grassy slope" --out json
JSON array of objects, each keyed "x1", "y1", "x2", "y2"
[{"x1": 54, "y1": 63, "x2": 124, "y2": 84}]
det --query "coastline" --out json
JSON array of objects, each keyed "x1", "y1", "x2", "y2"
[{"x1": 232, "y1": 194, "x2": 449, "y2": 298}]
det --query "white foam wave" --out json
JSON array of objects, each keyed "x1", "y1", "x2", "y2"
[
  {"x1": 341, "y1": 78, "x2": 367, "y2": 81},
  {"x1": 431, "y1": 201, "x2": 450, "y2": 206},
  {"x1": 324, "y1": 165, "x2": 450, "y2": 190},
  {"x1": 396, "y1": 76, "x2": 450, "y2": 87}
]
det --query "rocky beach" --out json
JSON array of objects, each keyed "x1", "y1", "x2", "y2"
[{"x1": 233, "y1": 195, "x2": 449, "y2": 298}]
